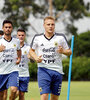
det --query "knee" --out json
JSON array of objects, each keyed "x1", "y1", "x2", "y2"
[
  {"x1": 51, "y1": 94, "x2": 59, "y2": 100},
  {"x1": 9, "y1": 87, "x2": 17, "y2": 99},
  {"x1": 10, "y1": 87, "x2": 17, "y2": 94},
  {"x1": 41, "y1": 93, "x2": 49, "y2": 100}
]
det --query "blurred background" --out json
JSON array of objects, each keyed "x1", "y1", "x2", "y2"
[
  {"x1": 0, "y1": 0, "x2": 90, "y2": 81},
  {"x1": 0, "y1": 0, "x2": 90, "y2": 100}
]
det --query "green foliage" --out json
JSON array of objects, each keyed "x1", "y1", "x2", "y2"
[
  {"x1": 53, "y1": 0, "x2": 66, "y2": 10},
  {"x1": 9, "y1": 0, "x2": 18, "y2": 4},
  {"x1": 1, "y1": 0, "x2": 46, "y2": 31},
  {"x1": 73, "y1": 31, "x2": 90, "y2": 57},
  {"x1": 28, "y1": 62, "x2": 37, "y2": 81},
  {"x1": 12, "y1": 5, "x2": 18, "y2": 10},
  {"x1": 53, "y1": 0, "x2": 89, "y2": 18},
  {"x1": 53, "y1": 0, "x2": 90, "y2": 35},
  {"x1": 63, "y1": 57, "x2": 90, "y2": 80},
  {"x1": 28, "y1": 56, "x2": 90, "y2": 81},
  {"x1": 66, "y1": 24, "x2": 78, "y2": 35},
  {"x1": 1, "y1": 0, "x2": 90, "y2": 34}
]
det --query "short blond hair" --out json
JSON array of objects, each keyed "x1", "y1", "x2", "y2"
[{"x1": 44, "y1": 16, "x2": 55, "y2": 23}]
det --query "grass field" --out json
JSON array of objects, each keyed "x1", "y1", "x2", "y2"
[{"x1": 8, "y1": 81, "x2": 90, "y2": 100}]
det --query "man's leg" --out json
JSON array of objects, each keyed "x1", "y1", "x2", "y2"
[
  {"x1": 19, "y1": 91, "x2": 25, "y2": 100},
  {"x1": 15, "y1": 90, "x2": 19, "y2": 99},
  {"x1": 50, "y1": 72, "x2": 62, "y2": 100},
  {"x1": 18, "y1": 77, "x2": 30, "y2": 100},
  {"x1": 0, "y1": 74, "x2": 9, "y2": 100},
  {"x1": 0, "y1": 91, "x2": 4, "y2": 100},
  {"x1": 3, "y1": 90, "x2": 8, "y2": 100},
  {"x1": 9, "y1": 86, "x2": 18, "y2": 100},
  {"x1": 51, "y1": 94, "x2": 59, "y2": 100},
  {"x1": 38, "y1": 68, "x2": 52, "y2": 100},
  {"x1": 9, "y1": 71, "x2": 19, "y2": 100},
  {"x1": 41, "y1": 93, "x2": 49, "y2": 100}
]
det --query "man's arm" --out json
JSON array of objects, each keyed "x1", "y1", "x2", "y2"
[
  {"x1": 27, "y1": 53, "x2": 35, "y2": 63},
  {"x1": 57, "y1": 46, "x2": 72, "y2": 56},
  {"x1": 0, "y1": 44, "x2": 5, "y2": 52},
  {"x1": 16, "y1": 49, "x2": 21, "y2": 64},
  {"x1": 29, "y1": 48, "x2": 42, "y2": 63}
]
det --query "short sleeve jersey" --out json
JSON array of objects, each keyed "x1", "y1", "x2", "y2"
[
  {"x1": 0, "y1": 36, "x2": 20, "y2": 74},
  {"x1": 31, "y1": 33, "x2": 70, "y2": 74},
  {"x1": 18, "y1": 43, "x2": 30, "y2": 77}
]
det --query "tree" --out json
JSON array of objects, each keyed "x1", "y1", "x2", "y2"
[
  {"x1": 1, "y1": 0, "x2": 47, "y2": 31},
  {"x1": 1, "y1": 0, "x2": 90, "y2": 34},
  {"x1": 73, "y1": 31, "x2": 90, "y2": 57},
  {"x1": 53, "y1": 0, "x2": 90, "y2": 35}
]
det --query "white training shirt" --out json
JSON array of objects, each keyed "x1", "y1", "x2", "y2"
[
  {"x1": 0, "y1": 36, "x2": 20, "y2": 74},
  {"x1": 31, "y1": 33, "x2": 70, "y2": 74},
  {"x1": 18, "y1": 43, "x2": 30, "y2": 77}
]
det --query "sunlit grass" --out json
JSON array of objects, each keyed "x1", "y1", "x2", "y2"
[{"x1": 7, "y1": 81, "x2": 90, "y2": 100}]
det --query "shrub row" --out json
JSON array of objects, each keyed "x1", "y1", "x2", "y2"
[
  {"x1": 28, "y1": 57, "x2": 90, "y2": 81},
  {"x1": 63, "y1": 57, "x2": 90, "y2": 81}
]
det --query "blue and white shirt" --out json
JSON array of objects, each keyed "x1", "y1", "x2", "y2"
[
  {"x1": 18, "y1": 43, "x2": 30, "y2": 77},
  {"x1": 0, "y1": 36, "x2": 20, "y2": 74},
  {"x1": 31, "y1": 33, "x2": 70, "y2": 74}
]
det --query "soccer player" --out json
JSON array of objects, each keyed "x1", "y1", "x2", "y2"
[
  {"x1": 0, "y1": 30, "x2": 7, "y2": 100},
  {"x1": 30, "y1": 16, "x2": 72, "y2": 100},
  {"x1": 0, "y1": 30, "x2": 4, "y2": 52},
  {"x1": 0, "y1": 20, "x2": 21, "y2": 100},
  {"x1": 16, "y1": 29, "x2": 30, "y2": 100}
]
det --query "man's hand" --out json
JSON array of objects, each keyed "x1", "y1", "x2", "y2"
[
  {"x1": 57, "y1": 46, "x2": 64, "y2": 54},
  {"x1": 16, "y1": 57, "x2": 21, "y2": 65},
  {"x1": 35, "y1": 55, "x2": 42, "y2": 63},
  {"x1": 0, "y1": 44, "x2": 6, "y2": 52},
  {"x1": 57, "y1": 46, "x2": 72, "y2": 56}
]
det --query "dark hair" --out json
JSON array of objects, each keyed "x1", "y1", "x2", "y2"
[
  {"x1": 0, "y1": 30, "x2": 4, "y2": 35},
  {"x1": 17, "y1": 29, "x2": 26, "y2": 34},
  {"x1": 3, "y1": 20, "x2": 13, "y2": 26}
]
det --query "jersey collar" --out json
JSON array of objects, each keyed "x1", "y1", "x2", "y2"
[
  {"x1": 44, "y1": 32, "x2": 55, "y2": 41},
  {"x1": 20, "y1": 42, "x2": 26, "y2": 48},
  {"x1": 4, "y1": 37, "x2": 12, "y2": 42}
]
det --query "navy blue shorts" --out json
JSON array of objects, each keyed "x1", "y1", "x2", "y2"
[
  {"x1": 38, "y1": 67, "x2": 63, "y2": 95},
  {"x1": 18, "y1": 77, "x2": 30, "y2": 92},
  {"x1": 0, "y1": 71, "x2": 19, "y2": 91}
]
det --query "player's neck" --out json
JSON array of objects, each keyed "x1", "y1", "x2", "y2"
[
  {"x1": 4, "y1": 34, "x2": 12, "y2": 41},
  {"x1": 45, "y1": 32, "x2": 54, "y2": 39},
  {"x1": 20, "y1": 42, "x2": 24, "y2": 48}
]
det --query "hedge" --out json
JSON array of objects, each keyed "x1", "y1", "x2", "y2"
[
  {"x1": 63, "y1": 57, "x2": 90, "y2": 81},
  {"x1": 28, "y1": 57, "x2": 90, "y2": 81}
]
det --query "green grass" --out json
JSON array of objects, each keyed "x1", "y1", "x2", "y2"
[{"x1": 7, "y1": 81, "x2": 90, "y2": 100}]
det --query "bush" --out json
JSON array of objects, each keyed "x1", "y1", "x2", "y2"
[
  {"x1": 71, "y1": 31, "x2": 90, "y2": 57},
  {"x1": 28, "y1": 57, "x2": 90, "y2": 81},
  {"x1": 63, "y1": 57, "x2": 90, "y2": 81},
  {"x1": 28, "y1": 62, "x2": 37, "y2": 81}
]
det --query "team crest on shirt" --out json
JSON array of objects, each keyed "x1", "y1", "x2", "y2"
[
  {"x1": 13, "y1": 44, "x2": 16, "y2": 47},
  {"x1": 24, "y1": 51, "x2": 27, "y2": 54},
  {"x1": 54, "y1": 42, "x2": 58, "y2": 46},
  {"x1": 39, "y1": 87, "x2": 42, "y2": 92}
]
